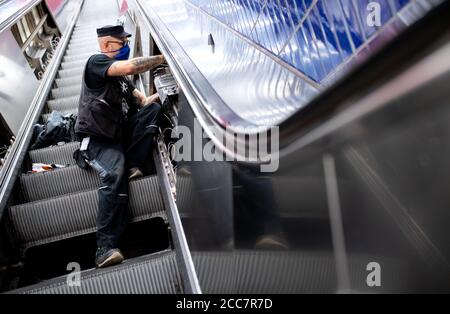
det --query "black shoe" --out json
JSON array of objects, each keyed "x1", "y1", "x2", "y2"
[
  {"x1": 95, "y1": 247, "x2": 124, "y2": 268},
  {"x1": 128, "y1": 167, "x2": 143, "y2": 180}
]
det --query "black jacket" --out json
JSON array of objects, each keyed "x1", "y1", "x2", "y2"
[{"x1": 74, "y1": 56, "x2": 137, "y2": 141}]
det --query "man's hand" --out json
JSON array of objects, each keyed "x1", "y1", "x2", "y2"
[
  {"x1": 132, "y1": 89, "x2": 160, "y2": 107},
  {"x1": 107, "y1": 55, "x2": 165, "y2": 77},
  {"x1": 144, "y1": 93, "x2": 160, "y2": 106},
  {"x1": 132, "y1": 89, "x2": 146, "y2": 107}
]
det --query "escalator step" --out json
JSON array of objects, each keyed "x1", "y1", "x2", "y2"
[
  {"x1": 58, "y1": 67, "x2": 84, "y2": 78},
  {"x1": 72, "y1": 29, "x2": 96, "y2": 34},
  {"x1": 65, "y1": 48, "x2": 96, "y2": 58},
  {"x1": 51, "y1": 84, "x2": 82, "y2": 99},
  {"x1": 63, "y1": 52, "x2": 93, "y2": 63},
  {"x1": 69, "y1": 39, "x2": 96, "y2": 46},
  {"x1": 20, "y1": 165, "x2": 100, "y2": 203},
  {"x1": 47, "y1": 95, "x2": 79, "y2": 111},
  {"x1": 7, "y1": 250, "x2": 181, "y2": 294},
  {"x1": 41, "y1": 109, "x2": 77, "y2": 123},
  {"x1": 55, "y1": 76, "x2": 83, "y2": 88},
  {"x1": 68, "y1": 41, "x2": 98, "y2": 50},
  {"x1": 70, "y1": 32, "x2": 96, "y2": 39},
  {"x1": 29, "y1": 142, "x2": 79, "y2": 166},
  {"x1": 70, "y1": 34, "x2": 96, "y2": 40},
  {"x1": 192, "y1": 250, "x2": 336, "y2": 294},
  {"x1": 61, "y1": 59, "x2": 86, "y2": 70},
  {"x1": 9, "y1": 175, "x2": 165, "y2": 249}
]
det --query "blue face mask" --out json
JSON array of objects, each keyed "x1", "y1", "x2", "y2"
[{"x1": 114, "y1": 42, "x2": 130, "y2": 60}]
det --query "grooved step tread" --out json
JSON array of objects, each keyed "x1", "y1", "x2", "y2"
[
  {"x1": 51, "y1": 84, "x2": 82, "y2": 99},
  {"x1": 28, "y1": 142, "x2": 80, "y2": 166},
  {"x1": 20, "y1": 165, "x2": 99, "y2": 202},
  {"x1": 47, "y1": 95, "x2": 79, "y2": 111},
  {"x1": 9, "y1": 175, "x2": 165, "y2": 249},
  {"x1": 7, "y1": 250, "x2": 181, "y2": 294}
]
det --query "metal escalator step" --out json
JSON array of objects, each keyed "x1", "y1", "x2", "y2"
[
  {"x1": 55, "y1": 76, "x2": 83, "y2": 88},
  {"x1": 192, "y1": 250, "x2": 336, "y2": 293},
  {"x1": 68, "y1": 41, "x2": 98, "y2": 50},
  {"x1": 65, "y1": 48, "x2": 96, "y2": 58},
  {"x1": 69, "y1": 35, "x2": 96, "y2": 42},
  {"x1": 41, "y1": 109, "x2": 77, "y2": 123},
  {"x1": 70, "y1": 32, "x2": 96, "y2": 39},
  {"x1": 192, "y1": 251, "x2": 407, "y2": 293},
  {"x1": 69, "y1": 38, "x2": 96, "y2": 45},
  {"x1": 7, "y1": 250, "x2": 181, "y2": 294},
  {"x1": 20, "y1": 165, "x2": 100, "y2": 202},
  {"x1": 47, "y1": 95, "x2": 79, "y2": 111},
  {"x1": 61, "y1": 59, "x2": 86, "y2": 70},
  {"x1": 51, "y1": 84, "x2": 81, "y2": 99},
  {"x1": 70, "y1": 34, "x2": 96, "y2": 40},
  {"x1": 63, "y1": 52, "x2": 93, "y2": 63},
  {"x1": 28, "y1": 142, "x2": 80, "y2": 166},
  {"x1": 58, "y1": 67, "x2": 84, "y2": 78},
  {"x1": 72, "y1": 28, "x2": 96, "y2": 34},
  {"x1": 70, "y1": 31, "x2": 96, "y2": 36},
  {"x1": 9, "y1": 175, "x2": 165, "y2": 249},
  {"x1": 69, "y1": 36, "x2": 96, "y2": 42}
]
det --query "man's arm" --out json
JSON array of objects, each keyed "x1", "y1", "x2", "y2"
[
  {"x1": 107, "y1": 55, "x2": 165, "y2": 76},
  {"x1": 132, "y1": 89, "x2": 160, "y2": 107}
]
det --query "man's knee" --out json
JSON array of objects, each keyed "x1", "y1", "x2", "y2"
[
  {"x1": 107, "y1": 165, "x2": 125, "y2": 184},
  {"x1": 141, "y1": 103, "x2": 162, "y2": 133},
  {"x1": 149, "y1": 102, "x2": 162, "y2": 113},
  {"x1": 92, "y1": 158, "x2": 125, "y2": 184}
]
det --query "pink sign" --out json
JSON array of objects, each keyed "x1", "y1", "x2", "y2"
[
  {"x1": 45, "y1": 0, "x2": 63, "y2": 13},
  {"x1": 120, "y1": 0, "x2": 129, "y2": 14}
]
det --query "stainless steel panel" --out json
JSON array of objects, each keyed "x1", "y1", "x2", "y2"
[
  {"x1": 46, "y1": 0, "x2": 80, "y2": 33},
  {"x1": 138, "y1": 0, "x2": 440, "y2": 130},
  {"x1": 0, "y1": 28, "x2": 39, "y2": 135},
  {"x1": 141, "y1": 0, "x2": 319, "y2": 129},
  {"x1": 0, "y1": 0, "x2": 38, "y2": 32},
  {"x1": 138, "y1": 0, "x2": 450, "y2": 293}
]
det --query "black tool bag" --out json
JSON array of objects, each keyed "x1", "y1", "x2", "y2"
[{"x1": 30, "y1": 111, "x2": 77, "y2": 150}]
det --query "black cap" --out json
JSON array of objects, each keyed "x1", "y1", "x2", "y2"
[{"x1": 96, "y1": 25, "x2": 131, "y2": 38}]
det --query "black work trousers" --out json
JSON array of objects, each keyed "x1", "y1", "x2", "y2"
[{"x1": 83, "y1": 103, "x2": 161, "y2": 249}]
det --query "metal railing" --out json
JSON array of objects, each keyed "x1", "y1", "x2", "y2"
[{"x1": 130, "y1": 26, "x2": 201, "y2": 297}]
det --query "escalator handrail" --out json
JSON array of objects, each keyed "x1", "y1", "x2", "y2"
[
  {"x1": 134, "y1": 0, "x2": 450, "y2": 166},
  {"x1": 133, "y1": 0, "x2": 262, "y2": 157},
  {"x1": 0, "y1": 0, "x2": 84, "y2": 219},
  {"x1": 0, "y1": 0, "x2": 41, "y2": 33}
]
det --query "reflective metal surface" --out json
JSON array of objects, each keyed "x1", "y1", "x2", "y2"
[
  {"x1": 0, "y1": 0, "x2": 38, "y2": 32},
  {"x1": 172, "y1": 36, "x2": 450, "y2": 293},
  {"x1": 0, "y1": 28, "x2": 39, "y2": 134},
  {"x1": 133, "y1": 0, "x2": 450, "y2": 293},
  {"x1": 139, "y1": 0, "x2": 441, "y2": 130},
  {"x1": 187, "y1": 0, "x2": 443, "y2": 84},
  {"x1": 141, "y1": 0, "x2": 319, "y2": 129},
  {"x1": 46, "y1": 0, "x2": 79, "y2": 33}
]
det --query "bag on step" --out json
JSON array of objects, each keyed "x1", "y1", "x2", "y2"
[{"x1": 30, "y1": 111, "x2": 77, "y2": 150}]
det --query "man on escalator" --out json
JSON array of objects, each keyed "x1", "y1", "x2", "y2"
[{"x1": 74, "y1": 25, "x2": 165, "y2": 268}]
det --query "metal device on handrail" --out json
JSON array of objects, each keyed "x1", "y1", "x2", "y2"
[{"x1": 153, "y1": 65, "x2": 179, "y2": 142}]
